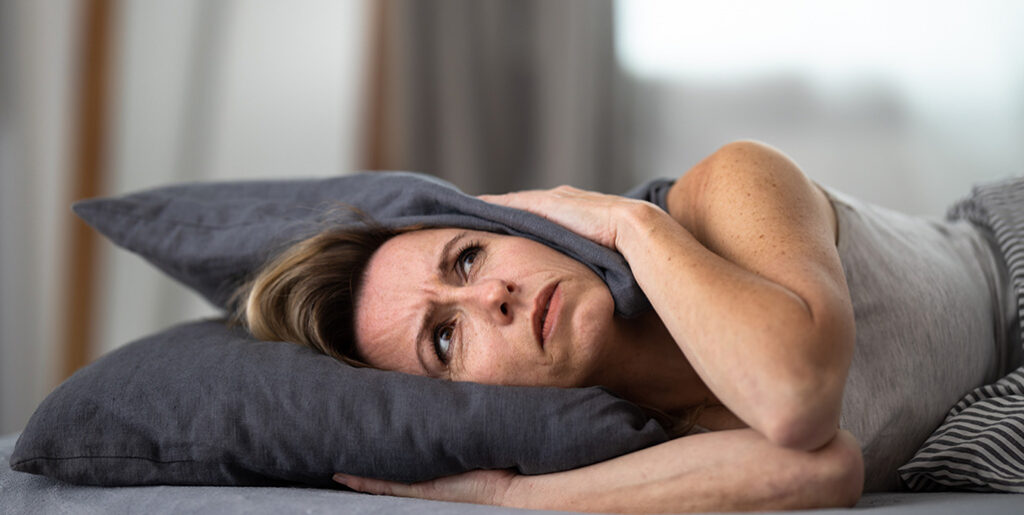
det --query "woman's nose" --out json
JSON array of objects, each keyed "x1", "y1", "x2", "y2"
[{"x1": 464, "y1": 279, "x2": 515, "y2": 322}]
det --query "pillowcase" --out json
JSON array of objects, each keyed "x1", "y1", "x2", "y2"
[
  {"x1": 898, "y1": 365, "x2": 1024, "y2": 493},
  {"x1": 10, "y1": 319, "x2": 668, "y2": 487},
  {"x1": 70, "y1": 172, "x2": 672, "y2": 316}
]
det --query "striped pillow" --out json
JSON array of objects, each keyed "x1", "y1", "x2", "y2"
[{"x1": 898, "y1": 367, "x2": 1024, "y2": 492}]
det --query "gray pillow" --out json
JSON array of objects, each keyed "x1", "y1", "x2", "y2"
[
  {"x1": 69, "y1": 171, "x2": 670, "y2": 316},
  {"x1": 11, "y1": 172, "x2": 674, "y2": 487},
  {"x1": 11, "y1": 319, "x2": 667, "y2": 487}
]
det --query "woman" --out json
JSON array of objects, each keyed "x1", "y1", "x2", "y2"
[{"x1": 239, "y1": 141, "x2": 1020, "y2": 512}]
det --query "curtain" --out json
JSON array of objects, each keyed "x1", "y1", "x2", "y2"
[
  {"x1": 371, "y1": 0, "x2": 632, "y2": 195},
  {"x1": 0, "y1": 0, "x2": 82, "y2": 434}
]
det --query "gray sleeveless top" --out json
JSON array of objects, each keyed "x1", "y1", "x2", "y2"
[
  {"x1": 631, "y1": 178, "x2": 1021, "y2": 491},
  {"x1": 822, "y1": 186, "x2": 1021, "y2": 492}
]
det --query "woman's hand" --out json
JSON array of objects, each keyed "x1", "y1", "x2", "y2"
[
  {"x1": 479, "y1": 186, "x2": 655, "y2": 250},
  {"x1": 332, "y1": 468, "x2": 522, "y2": 507}
]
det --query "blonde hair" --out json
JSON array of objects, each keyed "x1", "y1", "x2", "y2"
[{"x1": 231, "y1": 221, "x2": 405, "y2": 367}]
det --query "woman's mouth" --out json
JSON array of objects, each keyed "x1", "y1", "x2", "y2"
[{"x1": 533, "y1": 282, "x2": 562, "y2": 348}]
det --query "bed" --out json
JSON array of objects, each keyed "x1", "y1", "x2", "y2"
[
  {"x1": 2, "y1": 434, "x2": 1022, "y2": 515},
  {"x1": 5, "y1": 173, "x2": 1023, "y2": 513}
]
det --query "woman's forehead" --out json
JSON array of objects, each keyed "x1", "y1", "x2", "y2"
[
  {"x1": 359, "y1": 229, "x2": 453, "y2": 307},
  {"x1": 357, "y1": 227, "x2": 485, "y2": 314},
  {"x1": 354, "y1": 228, "x2": 473, "y2": 360},
  {"x1": 353, "y1": 234, "x2": 437, "y2": 373}
]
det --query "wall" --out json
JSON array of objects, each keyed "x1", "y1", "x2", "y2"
[
  {"x1": 0, "y1": 0, "x2": 371, "y2": 434},
  {"x1": 616, "y1": 0, "x2": 1024, "y2": 216},
  {"x1": 0, "y1": 0, "x2": 81, "y2": 435},
  {"x1": 96, "y1": 0, "x2": 372, "y2": 355}
]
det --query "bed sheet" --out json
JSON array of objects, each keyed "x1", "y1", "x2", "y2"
[{"x1": 2, "y1": 434, "x2": 1020, "y2": 514}]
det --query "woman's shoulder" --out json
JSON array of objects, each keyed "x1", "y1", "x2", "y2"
[{"x1": 665, "y1": 140, "x2": 837, "y2": 247}]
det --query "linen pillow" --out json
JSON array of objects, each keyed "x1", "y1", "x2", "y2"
[
  {"x1": 70, "y1": 171, "x2": 668, "y2": 316},
  {"x1": 12, "y1": 172, "x2": 675, "y2": 487},
  {"x1": 10, "y1": 319, "x2": 668, "y2": 487}
]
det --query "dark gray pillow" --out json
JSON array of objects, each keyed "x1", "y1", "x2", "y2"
[
  {"x1": 11, "y1": 172, "x2": 675, "y2": 487},
  {"x1": 10, "y1": 319, "x2": 667, "y2": 487},
  {"x1": 70, "y1": 171, "x2": 671, "y2": 316}
]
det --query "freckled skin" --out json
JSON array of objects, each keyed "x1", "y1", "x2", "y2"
[
  {"x1": 354, "y1": 228, "x2": 626, "y2": 387},
  {"x1": 335, "y1": 142, "x2": 865, "y2": 511}
]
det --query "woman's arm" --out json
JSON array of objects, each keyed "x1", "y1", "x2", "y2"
[
  {"x1": 615, "y1": 141, "x2": 855, "y2": 450},
  {"x1": 335, "y1": 428, "x2": 864, "y2": 513},
  {"x1": 482, "y1": 141, "x2": 855, "y2": 450}
]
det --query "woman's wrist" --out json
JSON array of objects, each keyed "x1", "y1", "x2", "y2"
[
  {"x1": 502, "y1": 473, "x2": 559, "y2": 510},
  {"x1": 612, "y1": 200, "x2": 688, "y2": 256}
]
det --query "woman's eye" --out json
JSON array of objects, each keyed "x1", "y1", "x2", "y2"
[
  {"x1": 457, "y1": 247, "x2": 480, "y2": 277},
  {"x1": 433, "y1": 323, "x2": 454, "y2": 364}
]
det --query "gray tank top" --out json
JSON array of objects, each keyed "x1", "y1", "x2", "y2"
[
  {"x1": 822, "y1": 186, "x2": 1021, "y2": 492},
  {"x1": 633, "y1": 177, "x2": 1021, "y2": 491}
]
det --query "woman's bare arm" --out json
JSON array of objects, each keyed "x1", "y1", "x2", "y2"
[
  {"x1": 336, "y1": 428, "x2": 864, "y2": 513},
  {"x1": 615, "y1": 140, "x2": 855, "y2": 450},
  {"x1": 481, "y1": 140, "x2": 855, "y2": 450},
  {"x1": 512, "y1": 428, "x2": 863, "y2": 513}
]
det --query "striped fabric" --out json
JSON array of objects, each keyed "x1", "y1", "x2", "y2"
[{"x1": 898, "y1": 177, "x2": 1024, "y2": 493}]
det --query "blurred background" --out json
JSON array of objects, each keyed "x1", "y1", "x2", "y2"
[{"x1": 1, "y1": 0, "x2": 1023, "y2": 434}]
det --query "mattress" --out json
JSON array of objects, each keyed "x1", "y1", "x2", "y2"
[{"x1": 2, "y1": 434, "x2": 1021, "y2": 514}]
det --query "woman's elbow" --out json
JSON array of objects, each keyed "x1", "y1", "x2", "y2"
[
  {"x1": 780, "y1": 429, "x2": 864, "y2": 510},
  {"x1": 761, "y1": 428, "x2": 864, "y2": 511},
  {"x1": 765, "y1": 411, "x2": 840, "y2": 451},
  {"x1": 815, "y1": 429, "x2": 865, "y2": 508},
  {"x1": 762, "y1": 382, "x2": 845, "y2": 451}
]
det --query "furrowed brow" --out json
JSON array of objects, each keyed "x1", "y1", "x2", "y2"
[
  {"x1": 415, "y1": 302, "x2": 437, "y2": 373},
  {"x1": 413, "y1": 230, "x2": 469, "y2": 373}
]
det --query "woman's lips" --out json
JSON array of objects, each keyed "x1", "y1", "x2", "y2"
[
  {"x1": 541, "y1": 283, "x2": 562, "y2": 347},
  {"x1": 533, "y1": 282, "x2": 560, "y2": 348}
]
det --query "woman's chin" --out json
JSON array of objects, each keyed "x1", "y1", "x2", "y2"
[{"x1": 562, "y1": 293, "x2": 617, "y2": 377}]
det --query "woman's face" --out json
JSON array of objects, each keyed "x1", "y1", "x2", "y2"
[{"x1": 354, "y1": 228, "x2": 618, "y2": 387}]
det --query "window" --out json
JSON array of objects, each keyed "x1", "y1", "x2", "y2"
[{"x1": 615, "y1": 0, "x2": 1024, "y2": 214}]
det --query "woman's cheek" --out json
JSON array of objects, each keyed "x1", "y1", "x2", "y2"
[
  {"x1": 572, "y1": 290, "x2": 613, "y2": 343},
  {"x1": 459, "y1": 341, "x2": 518, "y2": 385}
]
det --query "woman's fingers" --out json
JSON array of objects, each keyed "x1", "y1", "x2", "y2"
[
  {"x1": 477, "y1": 187, "x2": 633, "y2": 249},
  {"x1": 477, "y1": 191, "x2": 545, "y2": 210},
  {"x1": 333, "y1": 473, "x2": 413, "y2": 497},
  {"x1": 332, "y1": 469, "x2": 519, "y2": 506}
]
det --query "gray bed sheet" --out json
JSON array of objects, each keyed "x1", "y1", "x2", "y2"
[{"x1": 2, "y1": 434, "x2": 1020, "y2": 514}]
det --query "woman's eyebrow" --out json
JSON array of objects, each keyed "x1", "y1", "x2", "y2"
[{"x1": 437, "y1": 230, "x2": 470, "y2": 275}]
